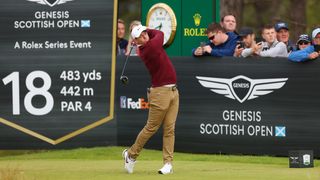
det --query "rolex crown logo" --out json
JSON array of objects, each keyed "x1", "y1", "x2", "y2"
[{"x1": 193, "y1": 13, "x2": 201, "y2": 26}]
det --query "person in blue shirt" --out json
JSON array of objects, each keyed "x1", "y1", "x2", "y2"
[
  {"x1": 295, "y1": 34, "x2": 311, "y2": 50},
  {"x1": 192, "y1": 22, "x2": 239, "y2": 57},
  {"x1": 288, "y1": 28, "x2": 320, "y2": 62}
]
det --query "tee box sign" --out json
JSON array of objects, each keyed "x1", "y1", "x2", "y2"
[
  {"x1": 289, "y1": 150, "x2": 314, "y2": 168},
  {"x1": 0, "y1": 0, "x2": 117, "y2": 148}
]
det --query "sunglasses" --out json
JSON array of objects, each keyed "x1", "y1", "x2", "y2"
[
  {"x1": 298, "y1": 41, "x2": 310, "y2": 45},
  {"x1": 208, "y1": 35, "x2": 215, "y2": 41}
]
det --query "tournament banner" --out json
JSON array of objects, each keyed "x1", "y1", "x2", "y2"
[
  {"x1": 116, "y1": 56, "x2": 320, "y2": 157},
  {"x1": 0, "y1": 0, "x2": 117, "y2": 148}
]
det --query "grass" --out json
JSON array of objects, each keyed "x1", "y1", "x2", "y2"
[
  {"x1": 0, "y1": 146, "x2": 319, "y2": 180},
  {"x1": 0, "y1": 165, "x2": 24, "y2": 180}
]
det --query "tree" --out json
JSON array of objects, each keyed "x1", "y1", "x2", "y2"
[{"x1": 289, "y1": 0, "x2": 307, "y2": 41}]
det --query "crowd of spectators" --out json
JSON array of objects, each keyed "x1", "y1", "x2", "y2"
[
  {"x1": 117, "y1": 15, "x2": 320, "y2": 62},
  {"x1": 192, "y1": 14, "x2": 320, "y2": 62}
]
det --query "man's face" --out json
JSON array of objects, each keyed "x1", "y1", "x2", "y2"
[
  {"x1": 133, "y1": 31, "x2": 149, "y2": 46},
  {"x1": 117, "y1": 22, "x2": 125, "y2": 39},
  {"x1": 207, "y1": 31, "x2": 222, "y2": 46},
  {"x1": 313, "y1": 33, "x2": 320, "y2": 45},
  {"x1": 276, "y1": 29, "x2": 289, "y2": 44},
  {"x1": 221, "y1": 15, "x2": 236, "y2": 32},
  {"x1": 242, "y1": 34, "x2": 255, "y2": 47},
  {"x1": 262, "y1": 28, "x2": 276, "y2": 44},
  {"x1": 297, "y1": 41, "x2": 311, "y2": 50}
]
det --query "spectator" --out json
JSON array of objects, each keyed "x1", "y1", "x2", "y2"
[
  {"x1": 295, "y1": 34, "x2": 311, "y2": 50},
  {"x1": 220, "y1": 14, "x2": 237, "y2": 33},
  {"x1": 275, "y1": 22, "x2": 296, "y2": 52},
  {"x1": 192, "y1": 23, "x2": 239, "y2": 57},
  {"x1": 253, "y1": 24, "x2": 288, "y2": 58},
  {"x1": 288, "y1": 28, "x2": 320, "y2": 62},
  {"x1": 117, "y1": 19, "x2": 128, "y2": 55},
  {"x1": 125, "y1": 20, "x2": 141, "y2": 56},
  {"x1": 234, "y1": 27, "x2": 260, "y2": 58}
]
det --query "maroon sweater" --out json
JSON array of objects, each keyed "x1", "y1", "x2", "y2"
[{"x1": 138, "y1": 29, "x2": 177, "y2": 87}]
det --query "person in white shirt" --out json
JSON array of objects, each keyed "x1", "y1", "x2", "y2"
[{"x1": 253, "y1": 24, "x2": 288, "y2": 58}]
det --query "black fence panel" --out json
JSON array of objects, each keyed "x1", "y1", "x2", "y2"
[{"x1": 116, "y1": 56, "x2": 320, "y2": 157}]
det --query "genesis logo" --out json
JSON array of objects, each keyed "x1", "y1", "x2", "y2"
[
  {"x1": 196, "y1": 75, "x2": 288, "y2": 103},
  {"x1": 290, "y1": 156, "x2": 299, "y2": 164},
  {"x1": 27, "y1": 0, "x2": 73, "y2": 7}
]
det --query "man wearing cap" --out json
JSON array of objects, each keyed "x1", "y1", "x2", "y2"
[
  {"x1": 288, "y1": 28, "x2": 320, "y2": 62},
  {"x1": 275, "y1": 22, "x2": 296, "y2": 52},
  {"x1": 234, "y1": 27, "x2": 261, "y2": 58},
  {"x1": 122, "y1": 25, "x2": 179, "y2": 175},
  {"x1": 192, "y1": 22, "x2": 239, "y2": 57},
  {"x1": 295, "y1": 34, "x2": 311, "y2": 50}
]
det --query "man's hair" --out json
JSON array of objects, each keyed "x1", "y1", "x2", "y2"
[
  {"x1": 129, "y1": 20, "x2": 141, "y2": 32},
  {"x1": 205, "y1": 23, "x2": 226, "y2": 34},
  {"x1": 261, "y1": 24, "x2": 275, "y2": 33},
  {"x1": 220, "y1": 14, "x2": 236, "y2": 22},
  {"x1": 118, "y1": 19, "x2": 125, "y2": 25}
]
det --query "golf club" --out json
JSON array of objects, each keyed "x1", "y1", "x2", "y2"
[{"x1": 120, "y1": 45, "x2": 134, "y2": 85}]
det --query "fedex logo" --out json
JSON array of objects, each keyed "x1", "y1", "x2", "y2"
[{"x1": 120, "y1": 96, "x2": 149, "y2": 109}]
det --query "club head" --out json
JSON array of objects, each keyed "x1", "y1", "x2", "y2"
[{"x1": 120, "y1": 76, "x2": 129, "y2": 85}]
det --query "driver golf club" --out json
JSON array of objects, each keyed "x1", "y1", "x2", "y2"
[{"x1": 120, "y1": 45, "x2": 134, "y2": 85}]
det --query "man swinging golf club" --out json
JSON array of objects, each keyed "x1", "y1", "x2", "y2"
[{"x1": 122, "y1": 25, "x2": 179, "y2": 175}]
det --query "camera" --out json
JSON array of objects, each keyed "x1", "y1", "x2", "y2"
[
  {"x1": 314, "y1": 45, "x2": 320, "y2": 52},
  {"x1": 237, "y1": 41, "x2": 245, "y2": 49}
]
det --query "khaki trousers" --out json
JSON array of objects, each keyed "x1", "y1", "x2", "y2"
[{"x1": 128, "y1": 86, "x2": 179, "y2": 163}]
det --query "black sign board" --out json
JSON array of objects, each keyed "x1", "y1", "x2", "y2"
[
  {"x1": 0, "y1": 0, "x2": 117, "y2": 148},
  {"x1": 116, "y1": 56, "x2": 320, "y2": 157}
]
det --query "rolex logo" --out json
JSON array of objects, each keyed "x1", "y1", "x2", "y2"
[{"x1": 193, "y1": 13, "x2": 201, "y2": 26}]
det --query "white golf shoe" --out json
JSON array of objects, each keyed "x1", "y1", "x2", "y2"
[
  {"x1": 158, "y1": 163, "x2": 173, "y2": 175},
  {"x1": 122, "y1": 149, "x2": 135, "y2": 174}
]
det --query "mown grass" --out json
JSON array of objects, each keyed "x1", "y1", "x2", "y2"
[
  {"x1": 0, "y1": 146, "x2": 318, "y2": 180},
  {"x1": 0, "y1": 147, "x2": 291, "y2": 165}
]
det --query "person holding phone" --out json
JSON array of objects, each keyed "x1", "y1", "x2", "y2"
[
  {"x1": 192, "y1": 23, "x2": 239, "y2": 57},
  {"x1": 233, "y1": 27, "x2": 261, "y2": 58},
  {"x1": 253, "y1": 24, "x2": 288, "y2": 58},
  {"x1": 288, "y1": 28, "x2": 320, "y2": 62}
]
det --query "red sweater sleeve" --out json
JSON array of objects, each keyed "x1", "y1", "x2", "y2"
[{"x1": 146, "y1": 29, "x2": 164, "y2": 48}]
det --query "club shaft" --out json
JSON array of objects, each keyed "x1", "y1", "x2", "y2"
[{"x1": 120, "y1": 45, "x2": 134, "y2": 77}]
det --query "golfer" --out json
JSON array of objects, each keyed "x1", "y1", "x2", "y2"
[{"x1": 122, "y1": 25, "x2": 179, "y2": 175}]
